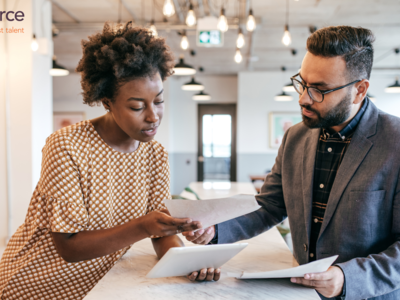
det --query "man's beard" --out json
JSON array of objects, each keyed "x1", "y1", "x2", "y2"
[{"x1": 301, "y1": 91, "x2": 353, "y2": 129}]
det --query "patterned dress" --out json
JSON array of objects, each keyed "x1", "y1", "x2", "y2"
[{"x1": 0, "y1": 120, "x2": 169, "y2": 300}]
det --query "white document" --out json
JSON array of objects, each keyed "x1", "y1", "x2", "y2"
[
  {"x1": 163, "y1": 194, "x2": 261, "y2": 229},
  {"x1": 228, "y1": 255, "x2": 338, "y2": 279}
]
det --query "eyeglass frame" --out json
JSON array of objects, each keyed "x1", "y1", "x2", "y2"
[{"x1": 290, "y1": 73, "x2": 362, "y2": 103}]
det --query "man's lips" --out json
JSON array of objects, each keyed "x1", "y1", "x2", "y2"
[
  {"x1": 302, "y1": 107, "x2": 316, "y2": 117},
  {"x1": 141, "y1": 126, "x2": 158, "y2": 136}
]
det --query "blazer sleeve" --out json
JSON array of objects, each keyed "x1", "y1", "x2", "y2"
[
  {"x1": 217, "y1": 128, "x2": 289, "y2": 244},
  {"x1": 336, "y1": 170, "x2": 400, "y2": 299}
]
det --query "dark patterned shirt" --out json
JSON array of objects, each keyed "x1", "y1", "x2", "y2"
[{"x1": 309, "y1": 99, "x2": 368, "y2": 262}]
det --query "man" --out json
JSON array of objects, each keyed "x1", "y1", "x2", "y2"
[{"x1": 184, "y1": 26, "x2": 400, "y2": 300}]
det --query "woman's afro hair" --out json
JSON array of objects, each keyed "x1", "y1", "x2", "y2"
[{"x1": 76, "y1": 21, "x2": 175, "y2": 106}]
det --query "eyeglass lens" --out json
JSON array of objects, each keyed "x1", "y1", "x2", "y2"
[{"x1": 292, "y1": 79, "x2": 323, "y2": 102}]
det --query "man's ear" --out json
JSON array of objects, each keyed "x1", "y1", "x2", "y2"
[{"x1": 354, "y1": 79, "x2": 369, "y2": 104}]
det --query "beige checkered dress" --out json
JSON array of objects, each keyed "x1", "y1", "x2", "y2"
[{"x1": 0, "y1": 120, "x2": 170, "y2": 300}]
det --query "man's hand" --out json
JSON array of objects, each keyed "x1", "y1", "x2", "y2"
[
  {"x1": 187, "y1": 268, "x2": 221, "y2": 281},
  {"x1": 290, "y1": 266, "x2": 344, "y2": 298},
  {"x1": 182, "y1": 226, "x2": 215, "y2": 245}
]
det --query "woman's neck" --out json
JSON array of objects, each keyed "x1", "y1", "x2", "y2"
[{"x1": 91, "y1": 113, "x2": 140, "y2": 153}]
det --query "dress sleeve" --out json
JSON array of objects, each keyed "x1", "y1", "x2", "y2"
[
  {"x1": 28, "y1": 132, "x2": 89, "y2": 233},
  {"x1": 146, "y1": 144, "x2": 170, "y2": 214}
]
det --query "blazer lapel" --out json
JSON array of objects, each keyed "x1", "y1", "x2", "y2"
[
  {"x1": 317, "y1": 100, "x2": 378, "y2": 239},
  {"x1": 302, "y1": 128, "x2": 320, "y2": 244}
]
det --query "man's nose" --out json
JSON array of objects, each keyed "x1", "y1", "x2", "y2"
[{"x1": 298, "y1": 89, "x2": 313, "y2": 107}]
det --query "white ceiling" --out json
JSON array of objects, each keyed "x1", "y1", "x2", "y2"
[{"x1": 52, "y1": 0, "x2": 400, "y2": 75}]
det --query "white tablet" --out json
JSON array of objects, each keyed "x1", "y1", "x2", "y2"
[{"x1": 146, "y1": 243, "x2": 248, "y2": 278}]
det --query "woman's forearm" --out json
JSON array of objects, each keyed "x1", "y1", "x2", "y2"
[
  {"x1": 151, "y1": 235, "x2": 184, "y2": 259},
  {"x1": 51, "y1": 217, "x2": 148, "y2": 262}
]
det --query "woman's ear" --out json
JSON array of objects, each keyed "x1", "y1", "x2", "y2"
[{"x1": 102, "y1": 99, "x2": 112, "y2": 112}]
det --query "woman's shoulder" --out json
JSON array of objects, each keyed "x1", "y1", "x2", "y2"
[
  {"x1": 45, "y1": 120, "x2": 90, "y2": 152},
  {"x1": 144, "y1": 140, "x2": 169, "y2": 161}
]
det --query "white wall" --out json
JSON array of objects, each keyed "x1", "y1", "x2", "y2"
[{"x1": 0, "y1": 0, "x2": 53, "y2": 245}]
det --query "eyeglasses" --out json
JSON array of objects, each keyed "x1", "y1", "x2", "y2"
[{"x1": 290, "y1": 73, "x2": 361, "y2": 103}]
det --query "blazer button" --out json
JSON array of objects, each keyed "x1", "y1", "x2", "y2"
[{"x1": 303, "y1": 244, "x2": 307, "y2": 252}]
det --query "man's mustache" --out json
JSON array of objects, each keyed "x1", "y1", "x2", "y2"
[{"x1": 300, "y1": 105, "x2": 320, "y2": 116}]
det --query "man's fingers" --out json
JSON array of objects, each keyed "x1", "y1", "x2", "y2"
[
  {"x1": 291, "y1": 277, "x2": 326, "y2": 288},
  {"x1": 304, "y1": 272, "x2": 332, "y2": 281}
]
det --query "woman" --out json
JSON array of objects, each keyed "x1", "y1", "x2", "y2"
[{"x1": 0, "y1": 22, "x2": 219, "y2": 300}]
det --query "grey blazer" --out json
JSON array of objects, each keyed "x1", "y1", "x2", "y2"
[{"x1": 217, "y1": 100, "x2": 400, "y2": 300}]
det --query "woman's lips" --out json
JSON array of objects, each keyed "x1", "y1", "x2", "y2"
[
  {"x1": 141, "y1": 127, "x2": 158, "y2": 137},
  {"x1": 302, "y1": 108, "x2": 316, "y2": 117}
]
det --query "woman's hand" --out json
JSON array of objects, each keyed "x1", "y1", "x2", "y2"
[
  {"x1": 187, "y1": 268, "x2": 221, "y2": 281},
  {"x1": 139, "y1": 210, "x2": 201, "y2": 238}
]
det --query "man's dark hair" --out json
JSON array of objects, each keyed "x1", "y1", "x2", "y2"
[
  {"x1": 76, "y1": 21, "x2": 175, "y2": 106},
  {"x1": 306, "y1": 26, "x2": 375, "y2": 80}
]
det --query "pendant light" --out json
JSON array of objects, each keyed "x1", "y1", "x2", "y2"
[
  {"x1": 236, "y1": 28, "x2": 245, "y2": 48},
  {"x1": 246, "y1": 9, "x2": 256, "y2": 32},
  {"x1": 180, "y1": 30, "x2": 189, "y2": 50},
  {"x1": 173, "y1": 56, "x2": 196, "y2": 76},
  {"x1": 274, "y1": 91, "x2": 293, "y2": 101},
  {"x1": 217, "y1": 8, "x2": 228, "y2": 32},
  {"x1": 385, "y1": 78, "x2": 400, "y2": 93},
  {"x1": 186, "y1": 3, "x2": 196, "y2": 27},
  {"x1": 50, "y1": 56, "x2": 69, "y2": 76},
  {"x1": 193, "y1": 91, "x2": 211, "y2": 101},
  {"x1": 31, "y1": 34, "x2": 39, "y2": 51},
  {"x1": 234, "y1": 48, "x2": 243, "y2": 63},
  {"x1": 149, "y1": 20, "x2": 158, "y2": 37},
  {"x1": 182, "y1": 77, "x2": 204, "y2": 91},
  {"x1": 282, "y1": 0, "x2": 291, "y2": 46},
  {"x1": 149, "y1": 0, "x2": 158, "y2": 37},
  {"x1": 163, "y1": 0, "x2": 175, "y2": 17},
  {"x1": 282, "y1": 82, "x2": 295, "y2": 92}
]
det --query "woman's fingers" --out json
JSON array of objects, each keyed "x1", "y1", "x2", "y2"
[
  {"x1": 214, "y1": 268, "x2": 221, "y2": 281},
  {"x1": 205, "y1": 268, "x2": 214, "y2": 281},
  {"x1": 196, "y1": 269, "x2": 208, "y2": 281}
]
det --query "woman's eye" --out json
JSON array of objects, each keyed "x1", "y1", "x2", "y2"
[
  {"x1": 130, "y1": 107, "x2": 143, "y2": 111},
  {"x1": 155, "y1": 101, "x2": 164, "y2": 105}
]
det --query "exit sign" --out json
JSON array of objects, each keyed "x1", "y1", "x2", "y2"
[{"x1": 196, "y1": 17, "x2": 224, "y2": 47}]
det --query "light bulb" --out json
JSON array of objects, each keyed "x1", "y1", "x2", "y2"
[
  {"x1": 246, "y1": 9, "x2": 256, "y2": 32},
  {"x1": 149, "y1": 21, "x2": 158, "y2": 37},
  {"x1": 234, "y1": 49, "x2": 242, "y2": 63},
  {"x1": 236, "y1": 29, "x2": 245, "y2": 48},
  {"x1": 186, "y1": 4, "x2": 196, "y2": 26},
  {"x1": 163, "y1": 0, "x2": 175, "y2": 17},
  {"x1": 31, "y1": 34, "x2": 39, "y2": 51},
  {"x1": 282, "y1": 25, "x2": 292, "y2": 46},
  {"x1": 180, "y1": 34, "x2": 189, "y2": 50},
  {"x1": 217, "y1": 8, "x2": 228, "y2": 32}
]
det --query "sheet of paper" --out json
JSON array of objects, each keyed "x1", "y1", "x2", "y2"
[
  {"x1": 227, "y1": 255, "x2": 338, "y2": 279},
  {"x1": 163, "y1": 194, "x2": 261, "y2": 229}
]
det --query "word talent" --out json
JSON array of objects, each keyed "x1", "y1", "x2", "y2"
[
  {"x1": 0, "y1": 11, "x2": 25, "y2": 22},
  {"x1": 0, "y1": 27, "x2": 25, "y2": 33}
]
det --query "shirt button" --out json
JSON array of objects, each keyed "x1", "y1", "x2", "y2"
[
  {"x1": 328, "y1": 147, "x2": 332, "y2": 152},
  {"x1": 310, "y1": 253, "x2": 314, "y2": 258},
  {"x1": 320, "y1": 184, "x2": 324, "y2": 188},
  {"x1": 314, "y1": 218, "x2": 318, "y2": 223}
]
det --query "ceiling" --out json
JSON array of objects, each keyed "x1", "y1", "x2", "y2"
[{"x1": 52, "y1": 0, "x2": 400, "y2": 75}]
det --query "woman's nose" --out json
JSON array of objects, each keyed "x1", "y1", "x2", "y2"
[{"x1": 145, "y1": 107, "x2": 159, "y2": 123}]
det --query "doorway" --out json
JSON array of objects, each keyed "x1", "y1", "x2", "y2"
[{"x1": 197, "y1": 104, "x2": 237, "y2": 182}]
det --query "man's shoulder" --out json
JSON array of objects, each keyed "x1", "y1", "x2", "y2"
[{"x1": 376, "y1": 110, "x2": 400, "y2": 135}]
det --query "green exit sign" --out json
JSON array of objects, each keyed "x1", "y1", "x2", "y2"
[{"x1": 197, "y1": 30, "x2": 223, "y2": 47}]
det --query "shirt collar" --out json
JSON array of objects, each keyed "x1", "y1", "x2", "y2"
[{"x1": 323, "y1": 97, "x2": 369, "y2": 140}]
